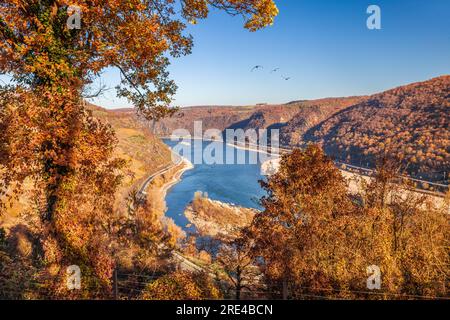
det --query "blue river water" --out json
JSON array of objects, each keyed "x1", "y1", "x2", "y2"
[{"x1": 163, "y1": 139, "x2": 267, "y2": 230}]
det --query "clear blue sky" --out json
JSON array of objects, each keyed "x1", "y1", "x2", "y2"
[
  {"x1": 5, "y1": 1, "x2": 450, "y2": 108},
  {"x1": 151, "y1": 0, "x2": 448, "y2": 108}
]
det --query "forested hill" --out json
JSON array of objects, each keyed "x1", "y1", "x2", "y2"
[
  {"x1": 150, "y1": 97, "x2": 364, "y2": 138},
  {"x1": 86, "y1": 103, "x2": 173, "y2": 215},
  {"x1": 306, "y1": 75, "x2": 449, "y2": 183}
]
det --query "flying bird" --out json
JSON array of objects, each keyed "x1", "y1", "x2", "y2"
[
  {"x1": 251, "y1": 65, "x2": 264, "y2": 72},
  {"x1": 271, "y1": 68, "x2": 280, "y2": 73},
  {"x1": 281, "y1": 75, "x2": 291, "y2": 81}
]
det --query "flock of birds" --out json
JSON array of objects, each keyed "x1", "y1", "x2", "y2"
[{"x1": 251, "y1": 65, "x2": 291, "y2": 81}]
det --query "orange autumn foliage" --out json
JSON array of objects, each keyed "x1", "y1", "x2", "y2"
[
  {"x1": 141, "y1": 270, "x2": 222, "y2": 300},
  {"x1": 0, "y1": 0, "x2": 278, "y2": 298},
  {"x1": 250, "y1": 145, "x2": 448, "y2": 299}
]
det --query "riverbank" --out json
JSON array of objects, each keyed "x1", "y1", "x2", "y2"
[
  {"x1": 160, "y1": 158, "x2": 194, "y2": 200},
  {"x1": 143, "y1": 157, "x2": 194, "y2": 221},
  {"x1": 184, "y1": 193, "x2": 257, "y2": 240}
]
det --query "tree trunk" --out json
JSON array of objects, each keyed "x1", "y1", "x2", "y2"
[
  {"x1": 235, "y1": 286, "x2": 241, "y2": 300},
  {"x1": 282, "y1": 277, "x2": 289, "y2": 300}
]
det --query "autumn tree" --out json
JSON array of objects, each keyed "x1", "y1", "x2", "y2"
[
  {"x1": 216, "y1": 232, "x2": 260, "y2": 300},
  {"x1": 0, "y1": 0, "x2": 278, "y2": 298},
  {"x1": 0, "y1": 87, "x2": 124, "y2": 298},
  {"x1": 251, "y1": 144, "x2": 354, "y2": 298},
  {"x1": 356, "y1": 157, "x2": 449, "y2": 298},
  {"x1": 251, "y1": 145, "x2": 448, "y2": 299}
]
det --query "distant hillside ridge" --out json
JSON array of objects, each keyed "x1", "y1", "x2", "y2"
[
  {"x1": 150, "y1": 97, "x2": 365, "y2": 139},
  {"x1": 306, "y1": 75, "x2": 449, "y2": 183}
]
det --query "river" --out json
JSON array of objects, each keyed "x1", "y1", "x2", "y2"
[{"x1": 163, "y1": 139, "x2": 269, "y2": 230}]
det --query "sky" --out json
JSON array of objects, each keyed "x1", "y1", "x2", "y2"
[{"x1": 4, "y1": 1, "x2": 450, "y2": 108}]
